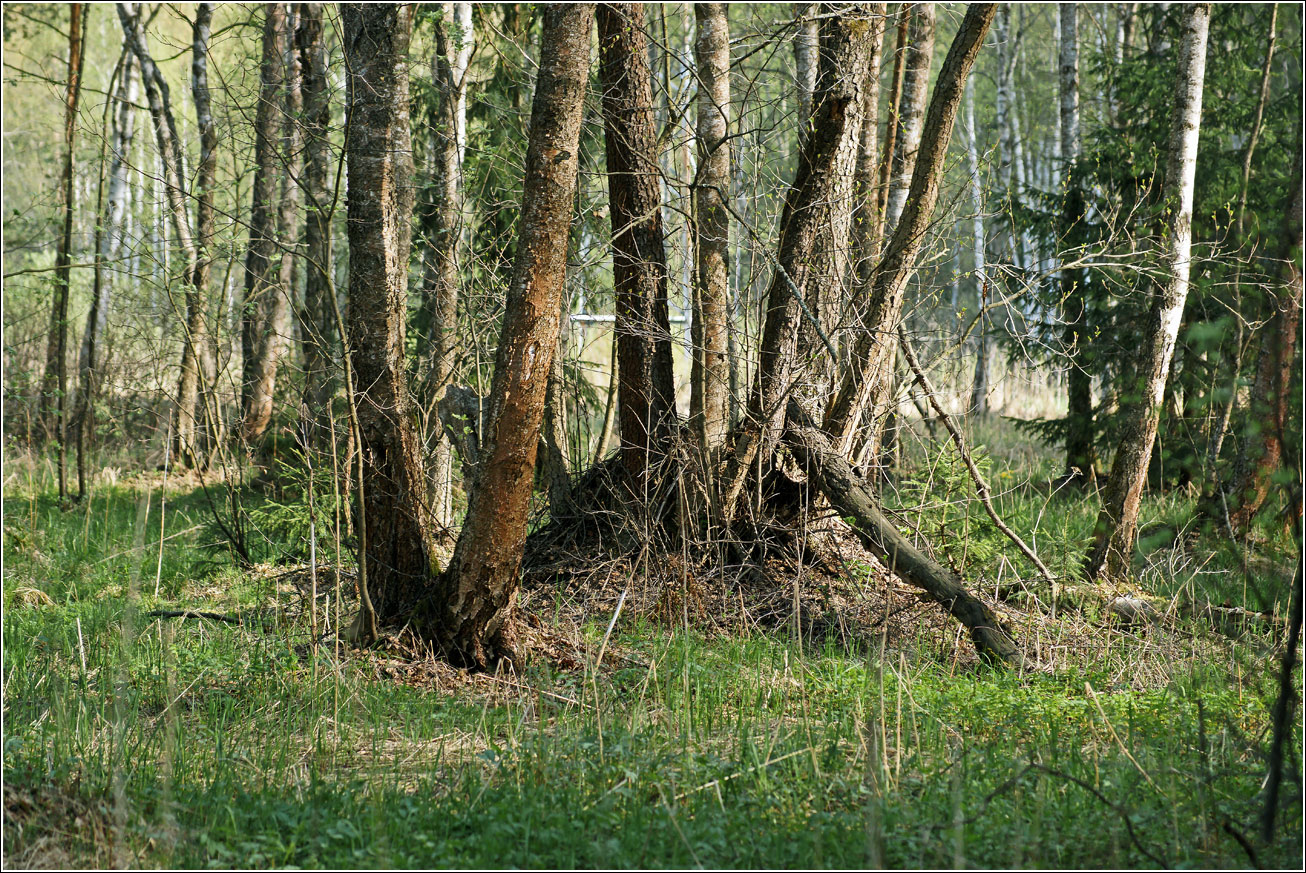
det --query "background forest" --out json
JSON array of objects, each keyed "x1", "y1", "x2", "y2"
[{"x1": 2, "y1": 2, "x2": 1302, "y2": 868}]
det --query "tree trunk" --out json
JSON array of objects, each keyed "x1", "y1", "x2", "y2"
[
  {"x1": 1084, "y1": 3, "x2": 1209, "y2": 583},
  {"x1": 964, "y1": 82, "x2": 989, "y2": 416},
  {"x1": 74, "y1": 49, "x2": 138, "y2": 500},
  {"x1": 40, "y1": 2, "x2": 84, "y2": 501},
  {"x1": 341, "y1": 3, "x2": 437, "y2": 626},
  {"x1": 849, "y1": 3, "x2": 888, "y2": 285},
  {"x1": 117, "y1": 2, "x2": 205, "y2": 466},
  {"x1": 783, "y1": 400, "x2": 1022, "y2": 665},
  {"x1": 539, "y1": 328, "x2": 572, "y2": 511},
  {"x1": 691, "y1": 2, "x2": 732, "y2": 452},
  {"x1": 824, "y1": 4, "x2": 997, "y2": 462},
  {"x1": 793, "y1": 2, "x2": 819, "y2": 132},
  {"x1": 241, "y1": 3, "x2": 292, "y2": 444},
  {"x1": 872, "y1": 9, "x2": 909, "y2": 246},
  {"x1": 296, "y1": 2, "x2": 337, "y2": 438},
  {"x1": 1227, "y1": 147, "x2": 1303, "y2": 535},
  {"x1": 598, "y1": 3, "x2": 678, "y2": 484},
  {"x1": 429, "y1": 3, "x2": 594, "y2": 668},
  {"x1": 1059, "y1": 3, "x2": 1095, "y2": 485},
  {"x1": 882, "y1": 3, "x2": 936, "y2": 235},
  {"x1": 719, "y1": 5, "x2": 878, "y2": 519},
  {"x1": 836, "y1": 2, "x2": 936, "y2": 466},
  {"x1": 179, "y1": 1, "x2": 218, "y2": 468},
  {"x1": 417, "y1": 2, "x2": 473, "y2": 538}
]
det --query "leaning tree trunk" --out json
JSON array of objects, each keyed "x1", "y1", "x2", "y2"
[
  {"x1": 1059, "y1": 3, "x2": 1095, "y2": 486},
  {"x1": 718, "y1": 5, "x2": 877, "y2": 519},
  {"x1": 296, "y1": 2, "x2": 337, "y2": 439},
  {"x1": 690, "y1": 2, "x2": 732, "y2": 453},
  {"x1": 241, "y1": 3, "x2": 292, "y2": 444},
  {"x1": 39, "y1": 2, "x2": 83, "y2": 501},
  {"x1": 1227, "y1": 147, "x2": 1303, "y2": 535},
  {"x1": 426, "y1": 3, "x2": 594, "y2": 668},
  {"x1": 598, "y1": 3, "x2": 678, "y2": 484},
  {"x1": 117, "y1": 2, "x2": 206, "y2": 466},
  {"x1": 73, "y1": 49, "x2": 138, "y2": 500},
  {"x1": 340, "y1": 3, "x2": 439, "y2": 628},
  {"x1": 784, "y1": 401, "x2": 1021, "y2": 665},
  {"x1": 1084, "y1": 3, "x2": 1210, "y2": 583},
  {"x1": 824, "y1": 3, "x2": 995, "y2": 460},
  {"x1": 416, "y1": 2, "x2": 473, "y2": 539}
]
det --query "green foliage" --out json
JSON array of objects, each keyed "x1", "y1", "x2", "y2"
[
  {"x1": 3, "y1": 460, "x2": 1302, "y2": 869},
  {"x1": 1001, "y1": 3, "x2": 1303, "y2": 486}
]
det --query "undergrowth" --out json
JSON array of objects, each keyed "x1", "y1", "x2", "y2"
[{"x1": 3, "y1": 420, "x2": 1301, "y2": 869}]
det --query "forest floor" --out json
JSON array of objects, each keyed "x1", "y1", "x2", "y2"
[{"x1": 2, "y1": 417, "x2": 1301, "y2": 869}]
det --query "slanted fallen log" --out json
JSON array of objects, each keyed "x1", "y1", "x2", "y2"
[{"x1": 783, "y1": 400, "x2": 1023, "y2": 666}]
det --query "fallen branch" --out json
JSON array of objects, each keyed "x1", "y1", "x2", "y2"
[
  {"x1": 898, "y1": 327, "x2": 1058, "y2": 592},
  {"x1": 783, "y1": 400, "x2": 1022, "y2": 666}
]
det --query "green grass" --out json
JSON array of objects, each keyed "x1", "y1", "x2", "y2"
[{"x1": 3, "y1": 436, "x2": 1301, "y2": 869}]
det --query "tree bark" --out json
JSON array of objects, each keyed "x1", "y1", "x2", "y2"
[
  {"x1": 428, "y1": 3, "x2": 594, "y2": 668},
  {"x1": 296, "y1": 2, "x2": 337, "y2": 438},
  {"x1": 598, "y1": 3, "x2": 678, "y2": 484},
  {"x1": 849, "y1": 3, "x2": 888, "y2": 286},
  {"x1": 1059, "y1": 3, "x2": 1095, "y2": 485},
  {"x1": 719, "y1": 4, "x2": 878, "y2": 519},
  {"x1": 179, "y1": 1, "x2": 218, "y2": 469},
  {"x1": 341, "y1": 3, "x2": 438, "y2": 625},
  {"x1": 691, "y1": 3, "x2": 732, "y2": 453},
  {"x1": 824, "y1": 3, "x2": 997, "y2": 461},
  {"x1": 882, "y1": 3, "x2": 935, "y2": 235},
  {"x1": 416, "y1": 2, "x2": 473, "y2": 538},
  {"x1": 241, "y1": 3, "x2": 292, "y2": 444},
  {"x1": 40, "y1": 2, "x2": 84, "y2": 501},
  {"x1": 783, "y1": 400, "x2": 1022, "y2": 665},
  {"x1": 793, "y1": 2, "x2": 819, "y2": 133},
  {"x1": 1084, "y1": 3, "x2": 1209, "y2": 583},
  {"x1": 872, "y1": 9, "x2": 909, "y2": 247}
]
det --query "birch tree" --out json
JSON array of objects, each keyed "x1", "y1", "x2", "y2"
[
  {"x1": 73, "y1": 49, "x2": 138, "y2": 499},
  {"x1": 1084, "y1": 2, "x2": 1210, "y2": 583}
]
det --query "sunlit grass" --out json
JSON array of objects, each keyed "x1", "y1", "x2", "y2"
[{"x1": 2, "y1": 432, "x2": 1300, "y2": 868}]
